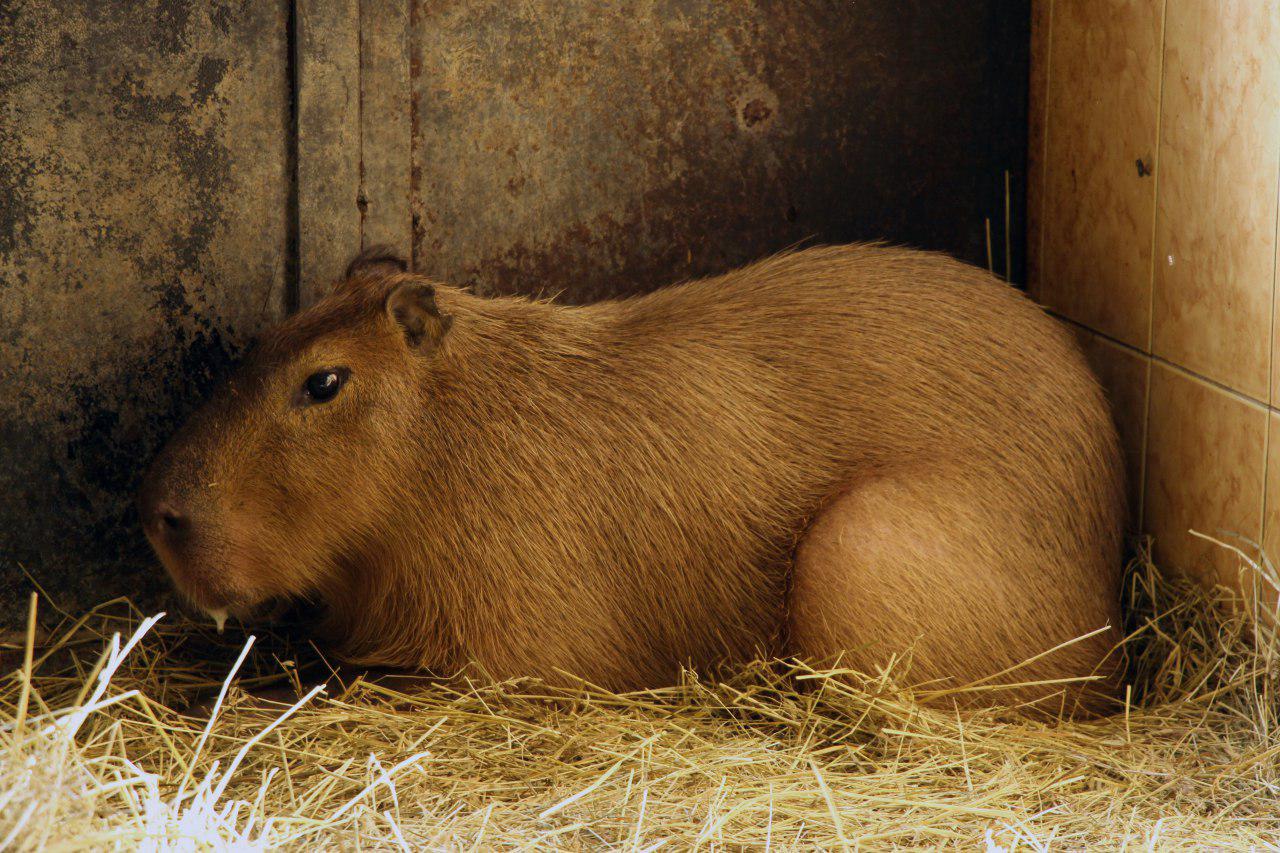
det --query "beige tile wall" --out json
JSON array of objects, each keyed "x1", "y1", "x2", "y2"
[
  {"x1": 1151, "y1": 2, "x2": 1280, "y2": 401},
  {"x1": 1030, "y1": 0, "x2": 1280, "y2": 594},
  {"x1": 1038, "y1": 0, "x2": 1164, "y2": 348}
]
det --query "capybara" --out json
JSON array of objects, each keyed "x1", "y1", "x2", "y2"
[{"x1": 139, "y1": 244, "x2": 1125, "y2": 714}]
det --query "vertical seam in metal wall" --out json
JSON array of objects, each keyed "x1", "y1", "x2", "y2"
[
  {"x1": 356, "y1": 0, "x2": 366, "y2": 252},
  {"x1": 408, "y1": 0, "x2": 422, "y2": 271},
  {"x1": 1137, "y1": 0, "x2": 1169, "y2": 532},
  {"x1": 285, "y1": 0, "x2": 301, "y2": 315}
]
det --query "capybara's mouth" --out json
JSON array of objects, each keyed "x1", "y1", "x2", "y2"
[
  {"x1": 176, "y1": 582, "x2": 251, "y2": 616},
  {"x1": 141, "y1": 525, "x2": 263, "y2": 615},
  {"x1": 179, "y1": 590, "x2": 285, "y2": 634},
  {"x1": 160, "y1": 560, "x2": 265, "y2": 618}
]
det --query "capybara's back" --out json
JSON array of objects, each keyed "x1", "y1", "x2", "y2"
[{"x1": 139, "y1": 244, "x2": 1124, "y2": 715}]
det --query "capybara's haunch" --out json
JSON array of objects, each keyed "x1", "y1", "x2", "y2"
[{"x1": 139, "y1": 244, "x2": 1125, "y2": 713}]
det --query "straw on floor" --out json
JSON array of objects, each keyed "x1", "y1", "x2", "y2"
[{"x1": 2, "y1": 535, "x2": 1278, "y2": 850}]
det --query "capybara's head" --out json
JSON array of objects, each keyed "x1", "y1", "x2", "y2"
[{"x1": 137, "y1": 248, "x2": 451, "y2": 622}]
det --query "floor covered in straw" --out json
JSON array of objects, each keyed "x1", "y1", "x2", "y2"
[{"x1": 2, "y1": 540, "x2": 1279, "y2": 850}]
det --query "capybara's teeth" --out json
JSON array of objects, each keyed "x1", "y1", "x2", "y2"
[{"x1": 207, "y1": 608, "x2": 228, "y2": 634}]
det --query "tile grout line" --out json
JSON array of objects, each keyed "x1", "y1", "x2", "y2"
[
  {"x1": 1259, "y1": 78, "x2": 1280, "y2": 551},
  {"x1": 1138, "y1": 0, "x2": 1169, "y2": 530},
  {"x1": 1050, "y1": 310, "x2": 1272, "y2": 415},
  {"x1": 1136, "y1": 356, "x2": 1152, "y2": 532},
  {"x1": 1144, "y1": 0, "x2": 1169, "y2": 356}
]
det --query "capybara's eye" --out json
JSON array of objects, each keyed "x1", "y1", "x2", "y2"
[{"x1": 302, "y1": 369, "x2": 347, "y2": 404}]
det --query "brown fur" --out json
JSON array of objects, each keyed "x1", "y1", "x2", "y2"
[{"x1": 139, "y1": 244, "x2": 1125, "y2": 714}]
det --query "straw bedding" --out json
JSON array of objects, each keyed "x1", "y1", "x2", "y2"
[{"x1": 2, "y1": 537, "x2": 1278, "y2": 851}]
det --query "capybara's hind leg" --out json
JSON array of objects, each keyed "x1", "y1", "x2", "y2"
[{"x1": 788, "y1": 470, "x2": 1123, "y2": 716}]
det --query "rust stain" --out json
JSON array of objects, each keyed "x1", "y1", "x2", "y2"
[{"x1": 740, "y1": 98, "x2": 773, "y2": 128}]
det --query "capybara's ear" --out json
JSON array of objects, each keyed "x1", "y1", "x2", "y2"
[
  {"x1": 386, "y1": 282, "x2": 453, "y2": 352},
  {"x1": 343, "y1": 245, "x2": 408, "y2": 281}
]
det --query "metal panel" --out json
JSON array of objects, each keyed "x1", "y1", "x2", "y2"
[
  {"x1": 0, "y1": 0, "x2": 291, "y2": 623},
  {"x1": 406, "y1": 0, "x2": 1029, "y2": 302},
  {"x1": 359, "y1": 0, "x2": 414, "y2": 259},
  {"x1": 295, "y1": 0, "x2": 414, "y2": 303},
  {"x1": 296, "y1": 0, "x2": 362, "y2": 304}
]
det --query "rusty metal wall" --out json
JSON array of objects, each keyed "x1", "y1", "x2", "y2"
[
  {"x1": 0, "y1": 0, "x2": 1028, "y2": 624},
  {"x1": 407, "y1": 0, "x2": 1030, "y2": 303},
  {"x1": 0, "y1": 0, "x2": 292, "y2": 621}
]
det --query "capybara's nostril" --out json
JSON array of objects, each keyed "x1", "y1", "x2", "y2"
[{"x1": 148, "y1": 501, "x2": 191, "y2": 542}]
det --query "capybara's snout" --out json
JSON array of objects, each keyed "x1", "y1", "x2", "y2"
[
  {"x1": 137, "y1": 419, "x2": 266, "y2": 614},
  {"x1": 137, "y1": 443, "x2": 219, "y2": 606}
]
